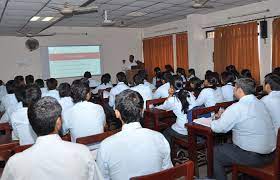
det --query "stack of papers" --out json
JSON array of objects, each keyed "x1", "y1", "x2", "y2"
[{"x1": 193, "y1": 117, "x2": 212, "y2": 127}]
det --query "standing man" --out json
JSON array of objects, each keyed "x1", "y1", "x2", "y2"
[{"x1": 126, "y1": 55, "x2": 137, "y2": 70}]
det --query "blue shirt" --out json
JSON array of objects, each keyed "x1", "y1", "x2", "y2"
[{"x1": 211, "y1": 95, "x2": 276, "y2": 154}]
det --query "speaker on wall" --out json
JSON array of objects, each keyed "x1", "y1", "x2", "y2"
[{"x1": 260, "y1": 20, "x2": 267, "y2": 39}]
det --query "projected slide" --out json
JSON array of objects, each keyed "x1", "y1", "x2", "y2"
[{"x1": 48, "y1": 46, "x2": 101, "y2": 78}]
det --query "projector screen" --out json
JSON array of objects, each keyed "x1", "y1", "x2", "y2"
[{"x1": 47, "y1": 45, "x2": 102, "y2": 78}]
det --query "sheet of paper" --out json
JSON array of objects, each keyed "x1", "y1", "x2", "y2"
[{"x1": 193, "y1": 117, "x2": 212, "y2": 127}]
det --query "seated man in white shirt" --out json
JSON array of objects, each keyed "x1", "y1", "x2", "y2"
[
  {"x1": 63, "y1": 80, "x2": 106, "y2": 142},
  {"x1": 131, "y1": 74, "x2": 153, "y2": 109},
  {"x1": 153, "y1": 72, "x2": 174, "y2": 99},
  {"x1": 108, "y1": 72, "x2": 129, "y2": 108},
  {"x1": 138, "y1": 70, "x2": 156, "y2": 91},
  {"x1": 84, "y1": 71, "x2": 100, "y2": 88},
  {"x1": 1, "y1": 97, "x2": 103, "y2": 180},
  {"x1": 211, "y1": 78, "x2": 276, "y2": 180},
  {"x1": 35, "y1": 79, "x2": 48, "y2": 94},
  {"x1": 58, "y1": 83, "x2": 74, "y2": 114},
  {"x1": 96, "y1": 89, "x2": 173, "y2": 180},
  {"x1": 92, "y1": 73, "x2": 113, "y2": 96},
  {"x1": 0, "y1": 80, "x2": 19, "y2": 123},
  {"x1": 11, "y1": 85, "x2": 40, "y2": 145},
  {"x1": 42, "y1": 78, "x2": 60, "y2": 101},
  {"x1": 261, "y1": 73, "x2": 280, "y2": 135}
]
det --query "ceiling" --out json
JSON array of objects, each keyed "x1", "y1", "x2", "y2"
[{"x1": 0, "y1": 0, "x2": 267, "y2": 35}]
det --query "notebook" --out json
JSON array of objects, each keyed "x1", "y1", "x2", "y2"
[{"x1": 193, "y1": 117, "x2": 212, "y2": 127}]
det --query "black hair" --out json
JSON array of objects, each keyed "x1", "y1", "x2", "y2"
[
  {"x1": 28, "y1": 97, "x2": 62, "y2": 136},
  {"x1": 188, "y1": 68, "x2": 195, "y2": 76},
  {"x1": 58, "y1": 83, "x2": 71, "y2": 98},
  {"x1": 205, "y1": 72, "x2": 218, "y2": 89},
  {"x1": 84, "y1": 71, "x2": 92, "y2": 79},
  {"x1": 46, "y1": 78, "x2": 58, "y2": 90},
  {"x1": 177, "y1": 67, "x2": 186, "y2": 80},
  {"x1": 15, "y1": 85, "x2": 41, "y2": 107},
  {"x1": 116, "y1": 72, "x2": 128, "y2": 85},
  {"x1": 6, "y1": 80, "x2": 16, "y2": 94},
  {"x1": 14, "y1": 75, "x2": 25, "y2": 88},
  {"x1": 205, "y1": 70, "x2": 213, "y2": 79},
  {"x1": 133, "y1": 74, "x2": 144, "y2": 86},
  {"x1": 101, "y1": 73, "x2": 111, "y2": 85},
  {"x1": 71, "y1": 81, "x2": 90, "y2": 103},
  {"x1": 154, "y1": 67, "x2": 161, "y2": 73},
  {"x1": 264, "y1": 73, "x2": 280, "y2": 91},
  {"x1": 175, "y1": 90, "x2": 190, "y2": 114},
  {"x1": 226, "y1": 65, "x2": 240, "y2": 78},
  {"x1": 235, "y1": 78, "x2": 256, "y2": 95},
  {"x1": 0, "y1": 80, "x2": 3, "y2": 86},
  {"x1": 173, "y1": 75, "x2": 184, "y2": 90},
  {"x1": 138, "y1": 70, "x2": 148, "y2": 80},
  {"x1": 212, "y1": 72, "x2": 222, "y2": 85},
  {"x1": 162, "y1": 72, "x2": 175, "y2": 86},
  {"x1": 25, "y1": 75, "x2": 34, "y2": 85},
  {"x1": 189, "y1": 77, "x2": 202, "y2": 89},
  {"x1": 115, "y1": 89, "x2": 144, "y2": 124},
  {"x1": 35, "y1": 79, "x2": 44, "y2": 88},
  {"x1": 241, "y1": 69, "x2": 252, "y2": 78},
  {"x1": 273, "y1": 67, "x2": 280, "y2": 76},
  {"x1": 165, "y1": 64, "x2": 174, "y2": 73},
  {"x1": 221, "y1": 71, "x2": 235, "y2": 84}
]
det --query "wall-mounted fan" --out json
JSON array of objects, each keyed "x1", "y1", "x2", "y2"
[
  {"x1": 48, "y1": 2, "x2": 98, "y2": 17},
  {"x1": 191, "y1": 0, "x2": 214, "y2": 9}
]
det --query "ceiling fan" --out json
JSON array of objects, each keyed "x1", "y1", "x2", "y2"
[
  {"x1": 191, "y1": 0, "x2": 214, "y2": 9},
  {"x1": 48, "y1": 2, "x2": 98, "y2": 17}
]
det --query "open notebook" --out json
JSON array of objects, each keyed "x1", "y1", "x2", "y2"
[{"x1": 193, "y1": 117, "x2": 212, "y2": 127}]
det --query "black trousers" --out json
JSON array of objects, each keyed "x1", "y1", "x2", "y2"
[
  {"x1": 163, "y1": 127, "x2": 187, "y2": 146},
  {"x1": 213, "y1": 143, "x2": 275, "y2": 180}
]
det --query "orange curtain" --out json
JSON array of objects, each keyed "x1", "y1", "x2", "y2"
[
  {"x1": 176, "y1": 33, "x2": 189, "y2": 70},
  {"x1": 143, "y1": 35, "x2": 174, "y2": 80},
  {"x1": 214, "y1": 22, "x2": 260, "y2": 82},
  {"x1": 272, "y1": 18, "x2": 280, "y2": 68}
]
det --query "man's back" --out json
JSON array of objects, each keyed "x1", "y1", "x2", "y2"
[
  {"x1": 109, "y1": 82, "x2": 129, "y2": 107},
  {"x1": 1, "y1": 134, "x2": 102, "y2": 180},
  {"x1": 96, "y1": 122, "x2": 172, "y2": 180},
  {"x1": 131, "y1": 84, "x2": 153, "y2": 109},
  {"x1": 63, "y1": 101, "x2": 105, "y2": 142}
]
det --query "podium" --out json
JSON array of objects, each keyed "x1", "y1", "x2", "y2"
[{"x1": 126, "y1": 69, "x2": 141, "y2": 85}]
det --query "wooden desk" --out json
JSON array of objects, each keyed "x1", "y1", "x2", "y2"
[
  {"x1": 0, "y1": 134, "x2": 19, "y2": 162},
  {"x1": 144, "y1": 108, "x2": 175, "y2": 131}
]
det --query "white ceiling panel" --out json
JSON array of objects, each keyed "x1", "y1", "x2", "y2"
[{"x1": 0, "y1": 0, "x2": 269, "y2": 35}]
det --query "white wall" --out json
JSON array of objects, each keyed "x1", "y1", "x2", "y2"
[
  {"x1": 0, "y1": 26, "x2": 142, "y2": 83},
  {"x1": 143, "y1": 0, "x2": 280, "y2": 81}
]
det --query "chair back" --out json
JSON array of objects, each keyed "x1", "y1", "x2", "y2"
[
  {"x1": 192, "y1": 101, "x2": 236, "y2": 120},
  {"x1": 98, "y1": 88, "x2": 111, "y2": 105},
  {"x1": 76, "y1": 129, "x2": 120, "y2": 145},
  {"x1": 146, "y1": 98, "x2": 166, "y2": 110},
  {"x1": 130, "y1": 161, "x2": 194, "y2": 180}
]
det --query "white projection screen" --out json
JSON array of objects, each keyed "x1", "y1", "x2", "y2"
[{"x1": 45, "y1": 45, "x2": 102, "y2": 79}]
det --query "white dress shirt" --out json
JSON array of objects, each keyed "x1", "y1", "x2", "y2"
[
  {"x1": 211, "y1": 95, "x2": 276, "y2": 154},
  {"x1": 193, "y1": 88, "x2": 219, "y2": 107},
  {"x1": 96, "y1": 122, "x2": 173, "y2": 180},
  {"x1": 10, "y1": 107, "x2": 37, "y2": 145},
  {"x1": 215, "y1": 87, "x2": 225, "y2": 103},
  {"x1": 187, "y1": 74, "x2": 195, "y2": 81},
  {"x1": 92, "y1": 83, "x2": 113, "y2": 95},
  {"x1": 131, "y1": 84, "x2": 153, "y2": 109},
  {"x1": 40, "y1": 88, "x2": 48, "y2": 94},
  {"x1": 0, "y1": 85, "x2": 7, "y2": 111},
  {"x1": 89, "y1": 78, "x2": 101, "y2": 88},
  {"x1": 62, "y1": 101, "x2": 106, "y2": 142},
  {"x1": 156, "y1": 93, "x2": 196, "y2": 135},
  {"x1": 144, "y1": 80, "x2": 156, "y2": 90},
  {"x1": 153, "y1": 82, "x2": 170, "y2": 99},
  {"x1": 42, "y1": 90, "x2": 60, "y2": 101},
  {"x1": 0, "y1": 94, "x2": 19, "y2": 123},
  {"x1": 108, "y1": 82, "x2": 129, "y2": 108},
  {"x1": 58, "y1": 97, "x2": 74, "y2": 114},
  {"x1": 1, "y1": 134, "x2": 103, "y2": 180},
  {"x1": 221, "y1": 83, "x2": 234, "y2": 102},
  {"x1": 261, "y1": 91, "x2": 280, "y2": 135}
]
